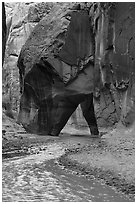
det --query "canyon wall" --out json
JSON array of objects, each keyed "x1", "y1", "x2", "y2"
[
  {"x1": 3, "y1": 2, "x2": 53, "y2": 115},
  {"x1": 3, "y1": 2, "x2": 135, "y2": 131},
  {"x1": 93, "y1": 2, "x2": 135, "y2": 127}
]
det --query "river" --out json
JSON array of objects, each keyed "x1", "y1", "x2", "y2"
[{"x1": 2, "y1": 142, "x2": 132, "y2": 202}]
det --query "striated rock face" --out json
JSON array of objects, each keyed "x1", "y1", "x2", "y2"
[
  {"x1": 3, "y1": 2, "x2": 135, "y2": 133},
  {"x1": 93, "y1": 2, "x2": 135, "y2": 126}
]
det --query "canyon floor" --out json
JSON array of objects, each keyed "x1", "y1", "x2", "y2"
[{"x1": 2, "y1": 113, "x2": 135, "y2": 201}]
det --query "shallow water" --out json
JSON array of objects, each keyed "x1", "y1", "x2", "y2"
[{"x1": 2, "y1": 143, "x2": 133, "y2": 202}]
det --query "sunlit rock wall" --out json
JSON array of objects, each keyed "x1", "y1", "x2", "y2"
[{"x1": 3, "y1": 2, "x2": 53, "y2": 113}]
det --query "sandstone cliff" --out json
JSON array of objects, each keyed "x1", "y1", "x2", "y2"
[{"x1": 3, "y1": 2, "x2": 135, "y2": 131}]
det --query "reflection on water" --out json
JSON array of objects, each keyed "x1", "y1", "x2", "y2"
[{"x1": 2, "y1": 143, "x2": 132, "y2": 202}]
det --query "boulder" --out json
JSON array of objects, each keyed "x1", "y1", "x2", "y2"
[{"x1": 17, "y1": 3, "x2": 99, "y2": 134}]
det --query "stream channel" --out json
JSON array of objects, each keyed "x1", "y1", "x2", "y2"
[{"x1": 2, "y1": 142, "x2": 132, "y2": 202}]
